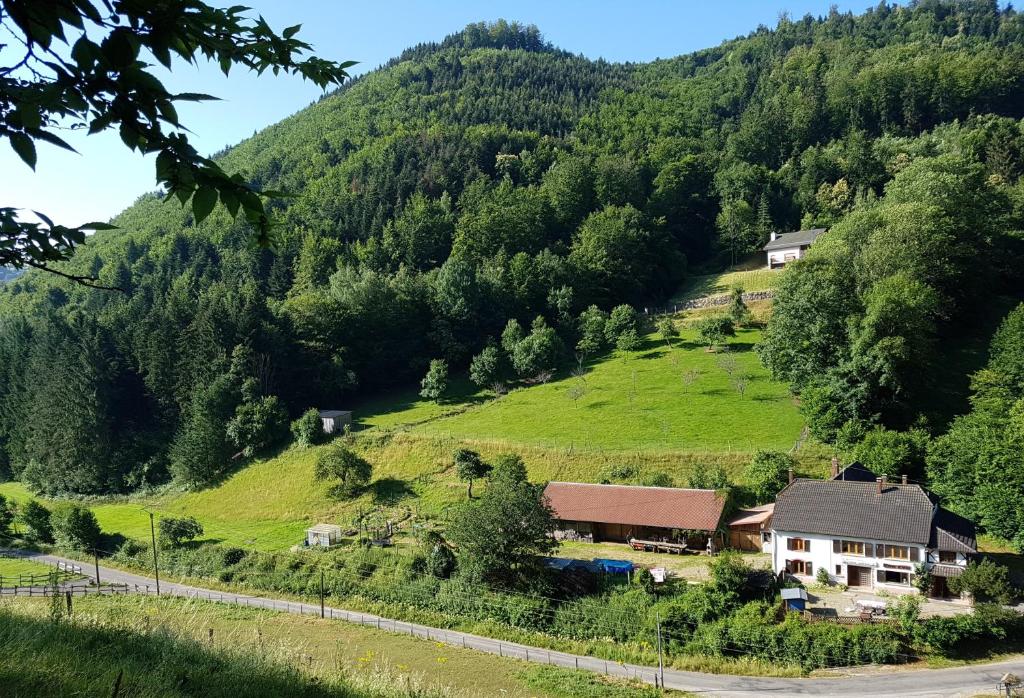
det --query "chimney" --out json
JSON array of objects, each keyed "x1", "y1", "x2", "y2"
[
  {"x1": 876, "y1": 476, "x2": 883, "y2": 494},
  {"x1": 901, "y1": 474, "x2": 908, "y2": 485},
  {"x1": 787, "y1": 468, "x2": 794, "y2": 485},
  {"x1": 830, "y1": 457, "x2": 840, "y2": 478},
  {"x1": 770, "y1": 231, "x2": 778, "y2": 242}
]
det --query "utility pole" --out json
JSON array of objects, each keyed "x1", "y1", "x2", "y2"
[
  {"x1": 656, "y1": 611, "x2": 665, "y2": 689},
  {"x1": 93, "y1": 547, "x2": 100, "y2": 586},
  {"x1": 319, "y1": 570, "x2": 325, "y2": 619},
  {"x1": 148, "y1": 511, "x2": 160, "y2": 596}
]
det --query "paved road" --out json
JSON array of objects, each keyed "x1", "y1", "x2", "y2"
[{"x1": 6, "y1": 550, "x2": 1022, "y2": 697}]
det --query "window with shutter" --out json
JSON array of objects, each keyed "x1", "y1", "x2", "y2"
[
  {"x1": 806, "y1": 562, "x2": 813, "y2": 576},
  {"x1": 787, "y1": 538, "x2": 794, "y2": 551},
  {"x1": 876, "y1": 569, "x2": 885, "y2": 583},
  {"x1": 833, "y1": 539, "x2": 841, "y2": 553},
  {"x1": 804, "y1": 539, "x2": 811, "y2": 553},
  {"x1": 909, "y1": 547, "x2": 919, "y2": 562},
  {"x1": 865, "y1": 543, "x2": 874, "y2": 557}
]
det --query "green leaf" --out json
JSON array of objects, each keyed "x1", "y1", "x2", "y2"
[
  {"x1": 283, "y1": 24, "x2": 302, "y2": 39},
  {"x1": 10, "y1": 133, "x2": 36, "y2": 169},
  {"x1": 101, "y1": 29, "x2": 138, "y2": 68},
  {"x1": 191, "y1": 187, "x2": 218, "y2": 223},
  {"x1": 155, "y1": 151, "x2": 176, "y2": 182},
  {"x1": 219, "y1": 189, "x2": 240, "y2": 218},
  {"x1": 173, "y1": 93, "x2": 220, "y2": 102},
  {"x1": 33, "y1": 130, "x2": 77, "y2": 154}
]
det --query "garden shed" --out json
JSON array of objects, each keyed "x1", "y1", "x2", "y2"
[
  {"x1": 318, "y1": 409, "x2": 352, "y2": 434},
  {"x1": 306, "y1": 523, "x2": 343, "y2": 547},
  {"x1": 781, "y1": 587, "x2": 808, "y2": 612}
]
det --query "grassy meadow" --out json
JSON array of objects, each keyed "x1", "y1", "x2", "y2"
[
  {"x1": 413, "y1": 328, "x2": 802, "y2": 453},
  {"x1": 0, "y1": 555, "x2": 59, "y2": 579},
  {"x1": 0, "y1": 595, "x2": 668, "y2": 698},
  {"x1": 670, "y1": 264, "x2": 780, "y2": 304}
]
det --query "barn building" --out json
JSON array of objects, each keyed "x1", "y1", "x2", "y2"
[{"x1": 542, "y1": 482, "x2": 727, "y2": 550}]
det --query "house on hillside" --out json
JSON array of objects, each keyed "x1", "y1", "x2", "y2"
[
  {"x1": 319, "y1": 409, "x2": 352, "y2": 434},
  {"x1": 770, "y1": 471, "x2": 977, "y2": 599},
  {"x1": 762, "y1": 228, "x2": 826, "y2": 269},
  {"x1": 542, "y1": 481, "x2": 727, "y2": 551}
]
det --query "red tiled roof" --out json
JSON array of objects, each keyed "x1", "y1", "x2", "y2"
[{"x1": 542, "y1": 482, "x2": 726, "y2": 532}]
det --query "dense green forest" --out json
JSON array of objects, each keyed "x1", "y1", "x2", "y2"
[{"x1": 1, "y1": 3, "x2": 1024, "y2": 546}]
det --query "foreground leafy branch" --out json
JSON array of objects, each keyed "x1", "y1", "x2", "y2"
[{"x1": 0, "y1": 0, "x2": 355, "y2": 286}]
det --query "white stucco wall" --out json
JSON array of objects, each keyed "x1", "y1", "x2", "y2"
[
  {"x1": 772, "y1": 530, "x2": 928, "y2": 593},
  {"x1": 766, "y1": 245, "x2": 812, "y2": 267}
]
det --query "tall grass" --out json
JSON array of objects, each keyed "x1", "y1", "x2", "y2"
[{"x1": 0, "y1": 598, "x2": 453, "y2": 698}]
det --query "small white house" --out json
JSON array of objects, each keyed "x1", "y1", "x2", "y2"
[
  {"x1": 306, "y1": 523, "x2": 343, "y2": 547},
  {"x1": 762, "y1": 228, "x2": 826, "y2": 269},
  {"x1": 318, "y1": 409, "x2": 352, "y2": 434},
  {"x1": 770, "y1": 469, "x2": 976, "y2": 598}
]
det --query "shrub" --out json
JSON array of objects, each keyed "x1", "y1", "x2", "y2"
[
  {"x1": 728, "y1": 287, "x2": 751, "y2": 326},
  {"x1": 469, "y1": 344, "x2": 503, "y2": 388},
  {"x1": 226, "y1": 395, "x2": 290, "y2": 457},
  {"x1": 948, "y1": 559, "x2": 1014, "y2": 604},
  {"x1": 0, "y1": 494, "x2": 13, "y2": 534},
  {"x1": 222, "y1": 547, "x2": 247, "y2": 566},
  {"x1": 745, "y1": 450, "x2": 795, "y2": 502},
  {"x1": 419, "y1": 358, "x2": 448, "y2": 401},
  {"x1": 852, "y1": 426, "x2": 928, "y2": 479},
  {"x1": 50, "y1": 504, "x2": 100, "y2": 550},
  {"x1": 605, "y1": 304, "x2": 639, "y2": 344},
  {"x1": 314, "y1": 443, "x2": 373, "y2": 498},
  {"x1": 290, "y1": 408, "x2": 323, "y2": 446},
  {"x1": 695, "y1": 315, "x2": 735, "y2": 350},
  {"x1": 641, "y1": 471, "x2": 674, "y2": 488},
  {"x1": 19, "y1": 499, "x2": 52, "y2": 543},
  {"x1": 816, "y1": 566, "x2": 831, "y2": 586},
  {"x1": 158, "y1": 515, "x2": 204, "y2": 547}
]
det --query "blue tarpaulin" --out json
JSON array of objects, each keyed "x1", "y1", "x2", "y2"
[{"x1": 594, "y1": 558, "x2": 634, "y2": 574}]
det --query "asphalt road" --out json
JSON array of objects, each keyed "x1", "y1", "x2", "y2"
[{"x1": 6, "y1": 549, "x2": 1022, "y2": 697}]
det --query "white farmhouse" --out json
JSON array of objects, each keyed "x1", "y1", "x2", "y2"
[
  {"x1": 762, "y1": 228, "x2": 826, "y2": 269},
  {"x1": 770, "y1": 464, "x2": 976, "y2": 599}
]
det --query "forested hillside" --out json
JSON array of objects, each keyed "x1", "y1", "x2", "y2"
[{"x1": 1, "y1": 2, "x2": 1024, "y2": 522}]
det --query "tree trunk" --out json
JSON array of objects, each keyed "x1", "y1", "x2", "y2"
[{"x1": 467, "y1": 479, "x2": 473, "y2": 499}]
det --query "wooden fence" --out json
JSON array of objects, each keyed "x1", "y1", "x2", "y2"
[{"x1": 0, "y1": 583, "x2": 131, "y2": 597}]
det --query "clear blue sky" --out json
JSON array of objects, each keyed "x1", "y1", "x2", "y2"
[{"x1": 4, "y1": 0, "x2": 889, "y2": 227}]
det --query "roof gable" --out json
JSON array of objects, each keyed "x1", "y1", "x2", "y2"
[
  {"x1": 929, "y1": 507, "x2": 978, "y2": 554},
  {"x1": 542, "y1": 482, "x2": 726, "y2": 532},
  {"x1": 831, "y1": 461, "x2": 878, "y2": 482}
]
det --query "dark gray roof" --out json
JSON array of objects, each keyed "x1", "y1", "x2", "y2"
[
  {"x1": 929, "y1": 507, "x2": 977, "y2": 554},
  {"x1": 762, "y1": 228, "x2": 826, "y2": 251},
  {"x1": 772, "y1": 479, "x2": 935, "y2": 545},
  {"x1": 781, "y1": 587, "x2": 808, "y2": 600},
  {"x1": 831, "y1": 461, "x2": 878, "y2": 482}
]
